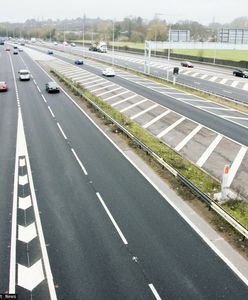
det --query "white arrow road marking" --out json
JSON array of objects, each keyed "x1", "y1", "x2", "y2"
[
  {"x1": 18, "y1": 260, "x2": 45, "y2": 291},
  {"x1": 18, "y1": 223, "x2": 37, "y2": 243},
  {"x1": 19, "y1": 174, "x2": 28, "y2": 186},
  {"x1": 18, "y1": 195, "x2": 32, "y2": 210},
  {"x1": 19, "y1": 158, "x2": 26, "y2": 167},
  {"x1": 9, "y1": 54, "x2": 57, "y2": 299}
]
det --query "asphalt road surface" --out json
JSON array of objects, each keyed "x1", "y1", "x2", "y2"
[{"x1": 1, "y1": 46, "x2": 248, "y2": 299}]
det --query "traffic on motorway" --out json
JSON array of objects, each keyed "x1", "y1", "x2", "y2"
[{"x1": 1, "y1": 41, "x2": 248, "y2": 300}]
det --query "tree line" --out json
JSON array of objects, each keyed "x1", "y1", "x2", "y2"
[{"x1": 0, "y1": 16, "x2": 248, "y2": 43}]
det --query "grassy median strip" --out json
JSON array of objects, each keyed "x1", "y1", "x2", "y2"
[
  {"x1": 50, "y1": 68, "x2": 248, "y2": 230},
  {"x1": 51, "y1": 44, "x2": 248, "y2": 114},
  {"x1": 51, "y1": 68, "x2": 220, "y2": 194}
]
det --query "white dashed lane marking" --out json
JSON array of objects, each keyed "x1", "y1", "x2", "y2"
[{"x1": 57, "y1": 123, "x2": 67, "y2": 140}]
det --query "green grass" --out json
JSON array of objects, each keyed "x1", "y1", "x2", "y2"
[
  {"x1": 172, "y1": 49, "x2": 248, "y2": 62},
  {"x1": 223, "y1": 200, "x2": 248, "y2": 228},
  {"x1": 50, "y1": 68, "x2": 248, "y2": 230},
  {"x1": 51, "y1": 68, "x2": 220, "y2": 197}
]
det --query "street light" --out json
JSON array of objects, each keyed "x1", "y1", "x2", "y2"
[
  {"x1": 154, "y1": 13, "x2": 165, "y2": 56},
  {"x1": 112, "y1": 20, "x2": 115, "y2": 65},
  {"x1": 117, "y1": 30, "x2": 128, "y2": 51},
  {"x1": 82, "y1": 14, "x2": 85, "y2": 55}
]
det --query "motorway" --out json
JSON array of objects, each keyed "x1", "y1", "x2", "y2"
[
  {"x1": 52, "y1": 43, "x2": 248, "y2": 104},
  {"x1": 25, "y1": 45, "x2": 248, "y2": 195},
  {"x1": 1, "y1": 45, "x2": 248, "y2": 299}
]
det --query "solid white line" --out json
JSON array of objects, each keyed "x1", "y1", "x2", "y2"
[
  {"x1": 41, "y1": 94, "x2": 47, "y2": 103},
  {"x1": 57, "y1": 123, "x2": 67, "y2": 139},
  {"x1": 227, "y1": 146, "x2": 247, "y2": 187},
  {"x1": 71, "y1": 74, "x2": 89, "y2": 81},
  {"x1": 243, "y1": 83, "x2": 248, "y2": 91},
  {"x1": 84, "y1": 79, "x2": 106, "y2": 88},
  {"x1": 175, "y1": 124, "x2": 202, "y2": 152},
  {"x1": 191, "y1": 72, "x2": 200, "y2": 77},
  {"x1": 96, "y1": 193, "x2": 128, "y2": 245},
  {"x1": 36, "y1": 62, "x2": 248, "y2": 287},
  {"x1": 105, "y1": 90, "x2": 130, "y2": 101},
  {"x1": 223, "y1": 90, "x2": 232, "y2": 94},
  {"x1": 48, "y1": 106, "x2": 55, "y2": 118},
  {"x1": 120, "y1": 99, "x2": 147, "y2": 113},
  {"x1": 157, "y1": 117, "x2": 185, "y2": 138},
  {"x1": 37, "y1": 86, "x2": 41, "y2": 93},
  {"x1": 197, "y1": 106, "x2": 234, "y2": 111},
  {"x1": 220, "y1": 116, "x2": 248, "y2": 120},
  {"x1": 131, "y1": 104, "x2": 158, "y2": 120},
  {"x1": 209, "y1": 76, "x2": 218, "y2": 82},
  {"x1": 111, "y1": 94, "x2": 137, "y2": 107},
  {"x1": 77, "y1": 75, "x2": 96, "y2": 83},
  {"x1": 143, "y1": 110, "x2": 171, "y2": 129},
  {"x1": 8, "y1": 52, "x2": 20, "y2": 293},
  {"x1": 231, "y1": 81, "x2": 239, "y2": 87},
  {"x1": 97, "y1": 87, "x2": 123, "y2": 97},
  {"x1": 196, "y1": 135, "x2": 223, "y2": 167},
  {"x1": 149, "y1": 284, "x2": 161, "y2": 300},
  {"x1": 220, "y1": 78, "x2": 228, "y2": 84},
  {"x1": 71, "y1": 148, "x2": 88, "y2": 175},
  {"x1": 85, "y1": 78, "x2": 106, "y2": 88},
  {"x1": 91, "y1": 83, "x2": 115, "y2": 93}
]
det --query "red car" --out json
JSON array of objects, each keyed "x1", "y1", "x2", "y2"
[
  {"x1": 181, "y1": 61, "x2": 194, "y2": 68},
  {"x1": 5, "y1": 47, "x2": 10, "y2": 51},
  {"x1": 0, "y1": 81, "x2": 8, "y2": 92}
]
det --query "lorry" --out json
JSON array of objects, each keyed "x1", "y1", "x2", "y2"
[{"x1": 89, "y1": 41, "x2": 107, "y2": 53}]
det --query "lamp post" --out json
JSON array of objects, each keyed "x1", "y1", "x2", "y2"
[
  {"x1": 82, "y1": 14, "x2": 85, "y2": 55},
  {"x1": 112, "y1": 20, "x2": 115, "y2": 65},
  {"x1": 167, "y1": 24, "x2": 171, "y2": 80},
  {"x1": 154, "y1": 13, "x2": 165, "y2": 56}
]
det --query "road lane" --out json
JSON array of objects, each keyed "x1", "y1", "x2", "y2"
[
  {"x1": 19, "y1": 50, "x2": 248, "y2": 298},
  {"x1": 0, "y1": 50, "x2": 18, "y2": 293},
  {"x1": 10, "y1": 47, "x2": 154, "y2": 299}
]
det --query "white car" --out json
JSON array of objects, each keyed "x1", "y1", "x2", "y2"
[
  {"x1": 102, "y1": 68, "x2": 115, "y2": 77},
  {"x1": 71, "y1": 43, "x2": 76, "y2": 47},
  {"x1": 53, "y1": 42, "x2": 58, "y2": 46},
  {"x1": 18, "y1": 69, "x2": 30, "y2": 81}
]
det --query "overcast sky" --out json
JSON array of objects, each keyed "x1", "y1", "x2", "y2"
[{"x1": 2, "y1": 0, "x2": 248, "y2": 24}]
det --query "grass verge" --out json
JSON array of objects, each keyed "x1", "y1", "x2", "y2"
[{"x1": 48, "y1": 66, "x2": 248, "y2": 251}]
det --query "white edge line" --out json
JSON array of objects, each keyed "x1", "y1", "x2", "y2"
[
  {"x1": 35, "y1": 60, "x2": 248, "y2": 287},
  {"x1": 57, "y1": 122, "x2": 67, "y2": 139},
  {"x1": 9, "y1": 53, "x2": 57, "y2": 298},
  {"x1": 25, "y1": 127, "x2": 58, "y2": 300},
  {"x1": 71, "y1": 148, "x2": 88, "y2": 175},
  {"x1": 96, "y1": 192, "x2": 128, "y2": 245},
  {"x1": 8, "y1": 52, "x2": 19, "y2": 293},
  {"x1": 149, "y1": 284, "x2": 162, "y2": 300}
]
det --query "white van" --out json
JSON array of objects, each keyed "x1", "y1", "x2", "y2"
[{"x1": 19, "y1": 70, "x2": 30, "y2": 81}]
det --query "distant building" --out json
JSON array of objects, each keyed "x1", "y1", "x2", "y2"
[{"x1": 218, "y1": 28, "x2": 248, "y2": 44}]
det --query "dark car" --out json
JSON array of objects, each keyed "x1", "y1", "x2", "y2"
[
  {"x1": 13, "y1": 50, "x2": 18, "y2": 55},
  {"x1": 233, "y1": 69, "x2": 248, "y2": 78},
  {"x1": 0, "y1": 81, "x2": 8, "y2": 92},
  {"x1": 181, "y1": 61, "x2": 194, "y2": 68},
  {"x1": 47, "y1": 50, "x2": 54, "y2": 55},
  {"x1": 74, "y1": 58, "x2": 84, "y2": 65},
  {"x1": 89, "y1": 46, "x2": 98, "y2": 51},
  {"x1": 45, "y1": 82, "x2": 60, "y2": 93}
]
